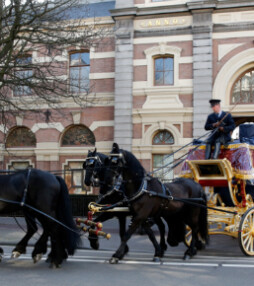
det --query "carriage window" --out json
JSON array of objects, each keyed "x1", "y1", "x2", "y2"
[
  {"x1": 153, "y1": 154, "x2": 173, "y2": 182},
  {"x1": 69, "y1": 51, "x2": 90, "y2": 94},
  {"x1": 61, "y1": 125, "x2": 95, "y2": 146},
  {"x1": 152, "y1": 130, "x2": 174, "y2": 145},
  {"x1": 64, "y1": 161, "x2": 92, "y2": 195},
  {"x1": 154, "y1": 56, "x2": 174, "y2": 86},
  {"x1": 6, "y1": 127, "x2": 36, "y2": 148},
  {"x1": 231, "y1": 69, "x2": 254, "y2": 104}
]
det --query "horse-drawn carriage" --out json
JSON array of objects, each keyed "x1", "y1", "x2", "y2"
[
  {"x1": 85, "y1": 124, "x2": 254, "y2": 260},
  {"x1": 180, "y1": 124, "x2": 254, "y2": 256}
]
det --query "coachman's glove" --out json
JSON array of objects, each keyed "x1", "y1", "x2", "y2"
[{"x1": 212, "y1": 122, "x2": 220, "y2": 128}]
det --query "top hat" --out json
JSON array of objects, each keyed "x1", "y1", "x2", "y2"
[{"x1": 209, "y1": 99, "x2": 221, "y2": 107}]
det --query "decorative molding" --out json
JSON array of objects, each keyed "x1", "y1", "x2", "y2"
[
  {"x1": 15, "y1": 116, "x2": 24, "y2": 126},
  {"x1": 144, "y1": 43, "x2": 182, "y2": 88},
  {"x1": 143, "y1": 94, "x2": 183, "y2": 109},
  {"x1": 0, "y1": 125, "x2": 8, "y2": 134},
  {"x1": 89, "y1": 72, "x2": 115, "y2": 80},
  {"x1": 31, "y1": 122, "x2": 64, "y2": 133},
  {"x1": 71, "y1": 111, "x2": 81, "y2": 124},
  {"x1": 213, "y1": 48, "x2": 254, "y2": 108},
  {"x1": 142, "y1": 123, "x2": 181, "y2": 146},
  {"x1": 89, "y1": 120, "x2": 114, "y2": 132}
]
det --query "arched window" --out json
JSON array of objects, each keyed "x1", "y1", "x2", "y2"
[
  {"x1": 152, "y1": 130, "x2": 174, "y2": 145},
  {"x1": 6, "y1": 127, "x2": 36, "y2": 148},
  {"x1": 231, "y1": 68, "x2": 254, "y2": 104},
  {"x1": 154, "y1": 56, "x2": 174, "y2": 86},
  {"x1": 61, "y1": 125, "x2": 95, "y2": 146}
]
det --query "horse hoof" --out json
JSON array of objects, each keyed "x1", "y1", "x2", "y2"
[
  {"x1": 183, "y1": 254, "x2": 191, "y2": 260},
  {"x1": 49, "y1": 262, "x2": 61, "y2": 269},
  {"x1": 109, "y1": 257, "x2": 119, "y2": 264},
  {"x1": 153, "y1": 256, "x2": 161, "y2": 263},
  {"x1": 33, "y1": 253, "x2": 43, "y2": 263},
  {"x1": 11, "y1": 251, "x2": 21, "y2": 259}
]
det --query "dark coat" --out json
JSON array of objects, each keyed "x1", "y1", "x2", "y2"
[{"x1": 204, "y1": 111, "x2": 235, "y2": 143}]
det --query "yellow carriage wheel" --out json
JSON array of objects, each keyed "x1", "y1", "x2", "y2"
[{"x1": 238, "y1": 207, "x2": 254, "y2": 256}]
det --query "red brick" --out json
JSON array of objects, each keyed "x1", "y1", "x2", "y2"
[{"x1": 134, "y1": 66, "x2": 147, "y2": 81}]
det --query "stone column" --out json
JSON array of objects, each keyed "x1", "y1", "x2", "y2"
[
  {"x1": 191, "y1": 9, "x2": 214, "y2": 137},
  {"x1": 113, "y1": 17, "x2": 134, "y2": 151}
]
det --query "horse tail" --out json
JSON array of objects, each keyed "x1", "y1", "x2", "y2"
[
  {"x1": 198, "y1": 189, "x2": 208, "y2": 244},
  {"x1": 55, "y1": 176, "x2": 81, "y2": 255}
]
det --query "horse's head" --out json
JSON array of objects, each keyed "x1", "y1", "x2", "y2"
[
  {"x1": 103, "y1": 143, "x2": 127, "y2": 188},
  {"x1": 83, "y1": 148, "x2": 104, "y2": 187}
]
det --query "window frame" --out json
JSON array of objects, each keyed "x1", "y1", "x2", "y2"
[
  {"x1": 69, "y1": 50, "x2": 90, "y2": 94},
  {"x1": 153, "y1": 55, "x2": 174, "y2": 86},
  {"x1": 152, "y1": 154, "x2": 174, "y2": 182},
  {"x1": 13, "y1": 55, "x2": 33, "y2": 96},
  {"x1": 152, "y1": 130, "x2": 174, "y2": 145},
  {"x1": 63, "y1": 161, "x2": 93, "y2": 195},
  {"x1": 230, "y1": 68, "x2": 254, "y2": 105},
  {"x1": 5, "y1": 126, "x2": 36, "y2": 148},
  {"x1": 61, "y1": 124, "x2": 95, "y2": 147}
]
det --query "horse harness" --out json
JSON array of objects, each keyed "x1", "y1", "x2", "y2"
[
  {"x1": 100, "y1": 174, "x2": 239, "y2": 216},
  {"x1": 21, "y1": 168, "x2": 32, "y2": 207}
]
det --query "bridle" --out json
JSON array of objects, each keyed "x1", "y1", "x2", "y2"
[
  {"x1": 106, "y1": 151, "x2": 148, "y2": 203},
  {"x1": 84, "y1": 155, "x2": 103, "y2": 187}
]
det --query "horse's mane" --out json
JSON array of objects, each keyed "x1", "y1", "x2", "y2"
[{"x1": 121, "y1": 149, "x2": 146, "y2": 178}]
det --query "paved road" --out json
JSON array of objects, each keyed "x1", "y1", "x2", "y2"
[{"x1": 1, "y1": 217, "x2": 254, "y2": 286}]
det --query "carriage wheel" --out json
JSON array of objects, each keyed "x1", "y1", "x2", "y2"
[
  {"x1": 184, "y1": 225, "x2": 192, "y2": 247},
  {"x1": 238, "y1": 207, "x2": 254, "y2": 256}
]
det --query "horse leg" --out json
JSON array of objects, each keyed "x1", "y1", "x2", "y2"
[
  {"x1": 38, "y1": 216, "x2": 65, "y2": 268},
  {"x1": 109, "y1": 215, "x2": 147, "y2": 264},
  {"x1": 12, "y1": 214, "x2": 38, "y2": 258},
  {"x1": 118, "y1": 214, "x2": 129, "y2": 255},
  {"x1": 88, "y1": 212, "x2": 114, "y2": 250},
  {"x1": 32, "y1": 229, "x2": 49, "y2": 263},
  {"x1": 48, "y1": 223, "x2": 66, "y2": 268},
  {"x1": 184, "y1": 227, "x2": 198, "y2": 260},
  {"x1": 142, "y1": 221, "x2": 162, "y2": 261},
  {"x1": 154, "y1": 216, "x2": 167, "y2": 253},
  {"x1": 0, "y1": 247, "x2": 3, "y2": 262},
  {"x1": 183, "y1": 215, "x2": 199, "y2": 260}
]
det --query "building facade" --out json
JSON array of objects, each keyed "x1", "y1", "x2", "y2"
[{"x1": 1, "y1": 0, "x2": 254, "y2": 194}]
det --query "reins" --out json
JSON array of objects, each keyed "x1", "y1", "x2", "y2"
[
  {"x1": 0, "y1": 196, "x2": 81, "y2": 235},
  {"x1": 100, "y1": 171, "x2": 238, "y2": 216}
]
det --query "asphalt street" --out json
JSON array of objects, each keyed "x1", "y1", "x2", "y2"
[{"x1": 0, "y1": 217, "x2": 254, "y2": 286}]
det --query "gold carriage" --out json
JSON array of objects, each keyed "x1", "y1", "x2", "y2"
[{"x1": 180, "y1": 140, "x2": 254, "y2": 256}]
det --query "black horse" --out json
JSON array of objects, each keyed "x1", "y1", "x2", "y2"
[
  {"x1": 0, "y1": 169, "x2": 81, "y2": 267},
  {"x1": 83, "y1": 149, "x2": 167, "y2": 255},
  {"x1": 103, "y1": 143, "x2": 208, "y2": 263}
]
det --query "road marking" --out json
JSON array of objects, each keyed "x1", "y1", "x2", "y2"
[
  {"x1": 3, "y1": 252, "x2": 254, "y2": 269},
  {"x1": 222, "y1": 264, "x2": 254, "y2": 268},
  {"x1": 163, "y1": 262, "x2": 218, "y2": 267}
]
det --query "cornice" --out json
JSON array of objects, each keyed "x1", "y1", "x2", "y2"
[{"x1": 110, "y1": 1, "x2": 254, "y2": 18}]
